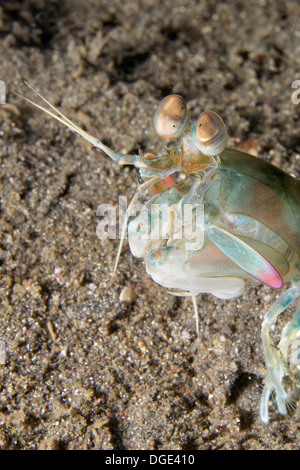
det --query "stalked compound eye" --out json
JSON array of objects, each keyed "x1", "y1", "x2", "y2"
[
  {"x1": 192, "y1": 111, "x2": 228, "y2": 156},
  {"x1": 153, "y1": 94, "x2": 189, "y2": 138}
]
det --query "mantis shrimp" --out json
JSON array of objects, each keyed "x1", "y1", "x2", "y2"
[{"x1": 13, "y1": 85, "x2": 300, "y2": 423}]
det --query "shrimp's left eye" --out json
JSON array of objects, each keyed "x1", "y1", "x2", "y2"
[
  {"x1": 192, "y1": 111, "x2": 228, "y2": 156},
  {"x1": 153, "y1": 94, "x2": 189, "y2": 138}
]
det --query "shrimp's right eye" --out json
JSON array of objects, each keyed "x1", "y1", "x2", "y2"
[{"x1": 153, "y1": 94, "x2": 189, "y2": 138}]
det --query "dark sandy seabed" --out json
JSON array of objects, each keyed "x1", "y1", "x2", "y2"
[{"x1": 0, "y1": 0, "x2": 300, "y2": 450}]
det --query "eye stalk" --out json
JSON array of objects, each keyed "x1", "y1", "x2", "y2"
[
  {"x1": 192, "y1": 111, "x2": 228, "y2": 156},
  {"x1": 153, "y1": 94, "x2": 189, "y2": 138}
]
